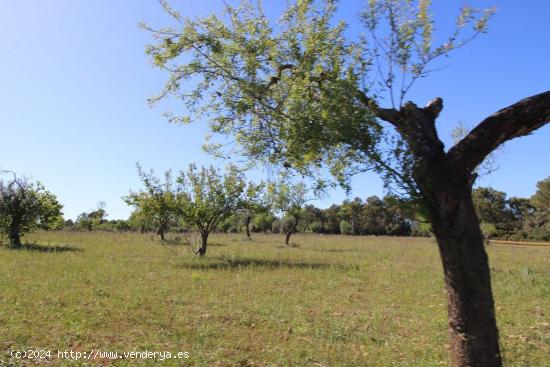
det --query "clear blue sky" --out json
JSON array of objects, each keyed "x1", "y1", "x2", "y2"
[{"x1": 1, "y1": 0, "x2": 549, "y2": 220}]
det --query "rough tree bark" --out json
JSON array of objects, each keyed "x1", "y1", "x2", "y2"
[
  {"x1": 429, "y1": 183, "x2": 502, "y2": 366},
  {"x1": 157, "y1": 225, "x2": 166, "y2": 241},
  {"x1": 9, "y1": 220, "x2": 22, "y2": 247},
  {"x1": 196, "y1": 232, "x2": 209, "y2": 256},
  {"x1": 369, "y1": 90, "x2": 550, "y2": 367},
  {"x1": 285, "y1": 217, "x2": 298, "y2": 245},
  {"x1": 245, "y1": 215, "x2": 252, "y2": 240},
  {"x1": 417, "y1": 162, "x2": 502, "y2": 366}
]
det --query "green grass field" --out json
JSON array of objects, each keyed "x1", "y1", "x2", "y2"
[{"x1": 0, "y1": 232, "x2": 548, "y2": 366}]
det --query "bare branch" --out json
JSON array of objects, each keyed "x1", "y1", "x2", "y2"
[
  {"x1": 354, "y1": 89, "x2": 400, "y2": 125},
  {"x1": 425, "y1": 97, "x2": 443, "y2": 119},
  {"x1": 1, "y1": 170, "x2": 18, "y2": 183}
]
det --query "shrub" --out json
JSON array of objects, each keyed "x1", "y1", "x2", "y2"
[{"x1": 339, "y1": 220, "x2": 353, "y2": 235}]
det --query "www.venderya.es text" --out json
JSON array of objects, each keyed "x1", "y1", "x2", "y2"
[{"x1": 9, "y1": 349, "x2": 190, "y2": 361}]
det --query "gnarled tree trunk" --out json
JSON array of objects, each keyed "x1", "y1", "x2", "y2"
[
  {"x1": 157, "y1": 227, "x2": 165, "y2": 241},
  {"x1": 245, "y1": 215, "x2": 252, "y2": 240},
  {"x1": 424, "y1": 175, "x2": 502, "y2": 366},
  {"x1": 196, "y1": 232, "x2": 209, "y2": 256},
  {"x1": 9, "y1": 220, "x2": 22, "y2": 248},
  {"x1": 285, "y1": 217, "x2": 298, "y2": 245},
  {"x1": 367, "y1": 91, "x2": 550, "y2": 366}
]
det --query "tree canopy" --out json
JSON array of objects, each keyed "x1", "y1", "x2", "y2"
[
  {"x1": 144, "y1": 1, "x2": 550, "y2": 365},
  {"x1": 143, "y1": 0, "x2": 496, "y2": 196},
  {"x1": 125, "y1": 164, "x2": 179, "y2": 240},
  {"x1": 267, "y1": 180, "x2": 309, "y2": 245},
  {"x1": 0, "y1": 173, "x2": 63, "y2": 247},
  {"x1": 176, "y1": 164, "x2": 248, "y2": 255}
]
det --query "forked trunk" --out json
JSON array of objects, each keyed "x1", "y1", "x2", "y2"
[
  {"x1": 285, "y1": 217, "x2": 298, "y2": 245},
  {"x1": 428, "y1": 182, "x2": 502, "y2": 367},
  {"x1": 196, "y1": 232, "x2": 209, "y2": 256},
  {"x1": 396, "y1": 99, "x2": 502, "y2": 366},
  {"x1": 367, "y1": 87, "x2": 550, "y2": 367}
]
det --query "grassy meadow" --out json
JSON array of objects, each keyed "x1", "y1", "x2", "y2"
[{"x1": 0, "y1": 232, "x2": 548, "y2": 366}]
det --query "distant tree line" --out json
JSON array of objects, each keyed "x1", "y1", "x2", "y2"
[
  {"x1": 472, "y1": 177, "x2": 550, "y2": 241},
  {"x1": 4, "y1": 168, "x2": 548, "y2": 248},
  {"x1": 250, "y1": 195, "x2": 413, "y2": 237},
  {"x1": 60, "y1": 175, "x2": 550, "y2": 243},
  {"x1": 65, "y1": 194, "x2": 415, "y2": 238}
]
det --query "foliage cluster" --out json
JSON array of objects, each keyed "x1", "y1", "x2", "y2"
[
  {"x1": 0, "y1": 174, "x2": 63, "y2": 247},
  {"x1": 473, "y1": 177, "x2": 550, "y2": 241},
  {"x1": 124, "y1": 163, "x2": 264, "y2": 255}
]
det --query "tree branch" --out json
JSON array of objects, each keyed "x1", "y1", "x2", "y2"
[
  {"x1": 425, "y1": 97, "x2": 443, "y2": 120},
  {"x1": 265, "y1": 64, "x2": 295, "y2": 89},
  {"x1": 354, "y1": 89, "x2": 400, "y2": 126},
  {"x1": 448, "y1": 90, "x2": 550, "y2": 174}
]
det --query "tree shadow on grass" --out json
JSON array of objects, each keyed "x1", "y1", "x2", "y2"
[
  {"x1": 178, "y1": 257, "x2": 341, "y2": 270},
  {"x1": 308, "y1": 248, "x2": 359, "y2": 253},
  {"x1": 163, "y1": 239, "x2": 226, "y2": 247},
  {"x1": 208, "y1": 242, "x2": 228, "y2": 247},
  {"x1": 3, "y1": 243, "x2": 82, "y2": 253}
]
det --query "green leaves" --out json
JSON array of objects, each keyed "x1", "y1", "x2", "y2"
[
  {"x1": 267, "y1": 180, "x2": 309, "y2": 219},
  {"x1": 124, "y1": 164, "x2": 179, "y2": 234},
  {"x1": 531, "y1": 177, "x2": 550, "y2": 213},
  {"x1": 143, "y1": 1, "x2": 382, "y2": 185},
  {"x1": 144, "y1": 1, "x2": 494, "y2": 199},
  {"x1": 126, "y1": 163, "x2": 253, "y2": 237},
  {"x1": 0, "y1": 175, "x2": 63, "y2": 241},
  {"x1": 175, "y1": 164, "x2": 247, "y2": 233},
  {"x1": 36, "y1": 190, "x2": 64, "y2": 230}
]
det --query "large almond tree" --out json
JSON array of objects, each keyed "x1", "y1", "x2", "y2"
[{"x1": 143, "y1": 1, "x2": 550, "y2": 365}]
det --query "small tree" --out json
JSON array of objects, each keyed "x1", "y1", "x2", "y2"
[
  {"x1": 0, "y1": 172, "x2": 63, "y2": 247},
  {"x1": 339, "y1": 220, "x2": 353, "y2": 235},
  {"x1": 125, "y1": 164, "x2": 178, "y2": 241},
  {"x1": 75, "y1": 202, "x2": 108, "y2": 231},
  {"x1": 89, "y1": 201, "x2": 108, "y2": 228},
  {"x1": 238, "y1": 181, "x2": 267, "y2": 240},
  {"x1": 268, "y1": 181, "x2": 309, "y2": 245},
  {"x1": 75, "y1": 212, "x2": 93, "y2": 231},
  {"x1": 127, "y1": 208, "x2": 155, "y2": 233},
  {"x1": 176, "y1": 164, "x2": 247, "y2": 256},
  {"x1": 252, "y1": 211, "x2": 276, "y2": 234}
]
